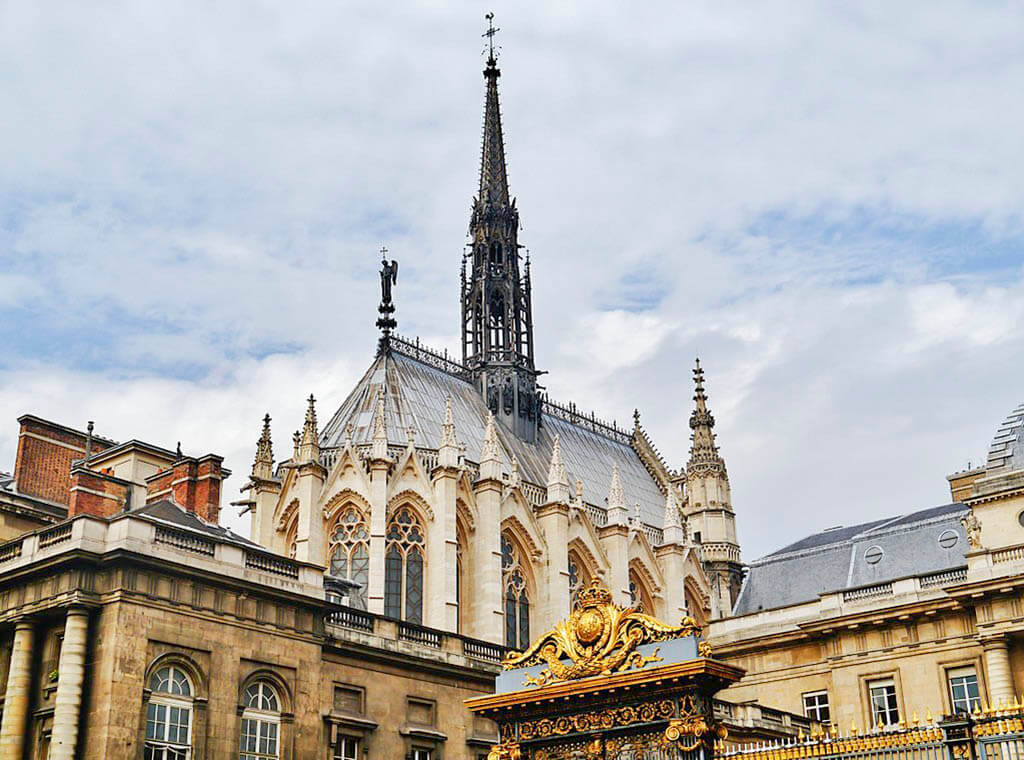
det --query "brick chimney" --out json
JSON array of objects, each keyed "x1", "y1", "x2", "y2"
[
  {"x1": 68, "y1": 466, "x2": 133, "y2": 518},
  {"x1": 14, "y1": 415, "x2": 114, "y2": 507},
  {"x1": 145, "y1": 454, "x2": 227, "y2": 524}
]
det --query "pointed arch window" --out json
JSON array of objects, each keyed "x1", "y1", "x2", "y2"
[
  {"x1": 384, "y1": 508, "x2": 425, "y2": 623},
  {"x1": 145, "y1": 665, "x2": 193, "y2": 760},
  {"x1": 240, "y1": 681, "x2": 281, "y2": 760},
  {"x1": 329, "y1": 507, "x2": 369, "y2": 610},
  {"x1": 567, "y1": 552, "x2": 591, "y2": 612},
  {"x1": 628, "y1": 569, "x2": 654, "y2": 614},
  {"x1": 501, "y1": 533, "x2": 530, "y2": 650}
]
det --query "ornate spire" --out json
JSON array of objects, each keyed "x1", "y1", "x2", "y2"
[
  {"x1": 440, "y1": 397, "x2": 457, "y2": 448},
  {"x1": 371, "y1": 388, "x2": 389, "y2": 461},
  {"x1": 546, "y1": 434, "x2": 571, "y2": 503},
  {"x1": 252, "y1": 413, "x2": 274, "y2": 479},
  {"x1": 462, "y1": 13, "x2": 538, "y2": 443},
  {"x1": 480, "y1": 412, "x2": 503, "y2": 481},
  {"x1": 606, "y1": 464, "x2": 628, "y2": 526},
  {"x1": 299, "y1": 394, "x2": 319, "y2": 463},
  {"x1": 661, "y1": 487, "x2": 685, "y2": 546},
  {"x1": 687, "y1": 358, "x2": 726, "y2": 478}
]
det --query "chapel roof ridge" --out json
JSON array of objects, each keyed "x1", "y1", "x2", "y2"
[{"x1": 383, "y1": 333, "x2": 634, "y2": 446}]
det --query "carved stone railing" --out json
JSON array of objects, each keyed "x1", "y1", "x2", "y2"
[
  {"x1": 154, "y1": 525, "x2": 216, "y2": 557},
  {"x1": 38, "y1": 523, "x2": 73, "y2": 548},
  {"x1": 0, "y1": 539, "x2": 23, "y2": 564},
  {"x1": 992, "y1": 544, "x2": 1024, "y2": 564},
  {"x1": 244, "y1": 549, "x2": 300, "y2": 579},
  {"x1": 919, "y1": 567, "x2": 967, "y2": 588},
  {"x1": 397, "y1": 620, "x2": 442, "y2": 648},
  {"x1": 843, "y1": 582, "x2": 894, "y2": 602},
  {"x1": 462, "y1": 637, "x2": 506, "y2": 663},
  {"x1": 328, "y1": 606, "x2": 374, "y2": 632}
]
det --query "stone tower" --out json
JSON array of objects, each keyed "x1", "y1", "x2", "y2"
[
  {"x1": 684, "y1": 359, "x2": 743, "y2": 619},
  {"x1": 460, "y1": 44, "x2": 539, "y2": 442}
]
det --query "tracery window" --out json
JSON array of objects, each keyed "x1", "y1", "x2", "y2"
[
  {"x1": 145, "y1": 665, "x2": 193, "y2": 760},
  {"x1": 501, "y1": 533, "x2": 530, "y2": 650},
  {"x1": 239, "y1": 681, "x2": 281, "y2": 760},
  {"x1": 384, "y1": 508, "x2": 425, "y2": 623},
  {"x1": 329, "y1": 507, "x2": 369, "y2": 610}
]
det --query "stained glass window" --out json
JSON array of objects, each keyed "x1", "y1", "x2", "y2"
[
  {"x1": 568, "y1": 553, "x2": 590, "y2": 612},
  {"x1": 328, "y1": 507, "x2": 370, "y2": 610},
  {"x1": 384, "y1": 508, "x2": 425, "y2": 623},
  {"x1": 501, "y1": 533, "x2": 530, "y2": 649}
]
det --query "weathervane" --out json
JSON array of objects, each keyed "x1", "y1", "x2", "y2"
[
  {"x1": 376, "y1": 246, "x2": 399, "y2": 353},
  {"x1": 483, "y1": 12, "x2": 500, "y2": 64}
]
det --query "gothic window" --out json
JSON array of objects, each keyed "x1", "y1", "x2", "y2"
[
  {"x1": 384, "y1": 508, "x2": 425, "y2": 624},
  {"x1": 240, "y1": 681, "x2": 281, "y2": 760},
  {"x1": 501, "y1": 533, "x2": 530, "y2": 649},
  {"x1": 567, "y1": 552, "x2": 590, "y2": 612},
  {"x1": 489, "y1": 241, "x2": 502, "y2": 265},
  {"x1": 489, "y1": 294, "x2": 506, "y2": 351},
  {"x1": 145, "y1": 665, "x2": 193, "y2": 760},
  {"x1": 329, "y1": 507, "x2": 370, "y2": 610},
  {"x1": 628, "y1": 569, "x2": 654, "y2": 614}
]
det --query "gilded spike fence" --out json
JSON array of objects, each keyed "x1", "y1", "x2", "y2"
[{"x1": 718, "y1": 700, "x2": 1024, "y2": 760}]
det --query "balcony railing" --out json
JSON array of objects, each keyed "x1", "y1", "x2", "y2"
[
  {"x1": 38, "y1": 523, "x2": 72, "y2": 548},
  {"x1": 244, "y1": 550, "x2": 300, "y2": 579},
  {"x1": 0, "y1": 539, "x2": 22, "y2": 564},
  {"x1": 462, "y1": 638, "x2": 505, "y2": 663},
  {"x1": 919, "y1": 567, "x2": 967, "y2": 588},
  {"x1": 398, "y1": 620, "x2": 442, "y2": 648},
  {"x1": 154, "y1": 526, "x2": 216, "y2": 557},
  {"x1": 843, "y1": 582, "x2": 893, "y2": 602},
  {"x1": 328, "y1": 606, "x2": 374, "y2": 632}
]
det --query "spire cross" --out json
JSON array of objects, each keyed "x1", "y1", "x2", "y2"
[
  {"x1": 379, "y1": 245, "x2": 388, "y2": 261},
  {"x1": 483, "y1": 13, "x2": 500, "y2": 61}
]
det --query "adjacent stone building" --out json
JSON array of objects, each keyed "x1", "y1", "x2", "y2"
[{"x1": 709, "y1": 403, "x2": 1024, "y2": 730}]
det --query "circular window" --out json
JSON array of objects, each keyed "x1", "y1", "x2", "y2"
[
  {"x1": 864, "y1": 545, "x2": 884, "y2": 565},
  {"x1": 1018, "y1": 511, "x2": 1024, "y2": 528},
  {"x1": 938, "y1": 530, "x2": 959, "y2": 549}
]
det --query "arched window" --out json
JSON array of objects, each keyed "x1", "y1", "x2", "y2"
[
  {"x1": 384, "y1": 508, "x2": 425, "y2": 623},
  {"x1": 145, "y1": 665, "x2": 193, "y2": 760},
  {"x1": 568, "y1": 552, "x2": 591, "y2": 612},
  {"x1": 628, "y1": 569, "x2": 654, "y2": 614},
  {"x1": 329, "y1": 507, "x2": 369, "y2": 610},
  {"x1": 240, "y1": 681, "x2": 281, "y2": 760},
  {"x1": 501, "y1": 533, "x2": 530, "y2": 650}
]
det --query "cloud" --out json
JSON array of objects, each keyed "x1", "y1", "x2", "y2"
[{"x1": 1, "y1": 2, "x2": 1023, "y2": 556}]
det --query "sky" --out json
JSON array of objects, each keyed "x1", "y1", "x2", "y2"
[{"x1": 1, "y1": 2, "x2": 1023, "y2": 560}]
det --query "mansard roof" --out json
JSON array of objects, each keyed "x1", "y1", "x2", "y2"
[
  {"x1": 318, "y1": 339, "x2": 667, "y2": 530},
  {"x1": 733, "y1": 502, "x2": 969, "y2": 616}
]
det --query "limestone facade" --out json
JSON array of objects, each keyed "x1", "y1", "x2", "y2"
[{"x1": 709, "y1": 402, "x2": 1024, "y2": 730}]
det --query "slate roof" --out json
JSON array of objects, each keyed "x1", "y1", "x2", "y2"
[
  {"x1": 132, "y1": 499, "x2": 259, "y2": 548},
  {"x1": 985, "y1": 401, "x2": 1024, "y2": 475},
  {"x1": 318, "y1": 349, "x2": 668, "y2": 528},
  {"x1": 733, "y1": 502, "x2": 970, "y2": 616}
]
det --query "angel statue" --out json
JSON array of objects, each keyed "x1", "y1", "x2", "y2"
[{"x1": 379, "y1": 253, "x2": 398, "y2": 307}]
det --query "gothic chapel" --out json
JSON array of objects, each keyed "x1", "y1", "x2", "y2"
[{"x1": 245, "y1": 44, "x2": 743, "y2": 650}]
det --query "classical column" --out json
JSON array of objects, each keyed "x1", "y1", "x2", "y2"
[
  {"x1": 0, "y1": 620, "x2": 34, "y2": 760},
  {"x1": 983, "y1": 636, "x2": 1014, "y2": 703},
  {"x1": 50, "y1": 607, "x2": 90, "y2": 760}
]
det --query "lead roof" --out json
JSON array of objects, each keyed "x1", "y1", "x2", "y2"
[{"x1": 318, "y1": 350, "x2": 668, "y2": 528}]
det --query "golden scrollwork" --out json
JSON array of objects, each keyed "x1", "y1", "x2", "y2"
[
  {"x1": 517, "y1": 700, "x2": 676, "y2": 741},
  {"x1": 503, "y1": 580, "x2": 702, "y2": 686},
  {"x1": 487, "y1": 740, "x2": 521, "y2": 760},
  {"x1": 662, "y1": 693, "x2": 728, "y2": 752},
  {"x1": 698, "y1": 640, "x2": 713, "y2": 658}
]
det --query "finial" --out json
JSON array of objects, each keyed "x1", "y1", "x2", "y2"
[
  {"x1": 344, "y1": 423, "x2": 353, "y2": 448},
  {"x1": 292, "y1": 430, "x2": 300, "y2": 459},
  {"x1": 375, "y1": 250, "x2": 399, "y2": 353},
  {"x1": 483, "y1": 12, "x2": 500, "y2": 65},
  {"x1": 85, "y1": 420, "x2": 94, "y2": 462},
  {"x1": 440, "y1": 396, "x2": 458, "y2": 450},
  {"x1": 253, "y1": 414, "x2": 274, "y2": 479},
  {"x1": 632, "y1": 408, "x2": 641, "y2": 429},
  {"x1": 176, "y1": 441, "x2": 183, "y2": 459}
]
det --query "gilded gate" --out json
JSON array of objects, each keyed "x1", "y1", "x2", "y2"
[{"x1": 466, "y1": 580, "x2": 742, "y2": 760}]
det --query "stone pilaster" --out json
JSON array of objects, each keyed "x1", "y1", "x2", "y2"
[
  {"x1": 655, "y1": 544, "x2": 687, "y2": 622},
  {"x1": 0, "y1": 620, "x2": 34, "y2": 760},
  {"x1": 473, "y1": 480, "x2": 505, "y2": 643},
  {"x1": 430, "y1": 462, "x2": 459, "y2": 631},
  {"x1": 598, "y1": 523, "x2": 631, "y2": 606},
  {"x1": 50, "y1": 607, "x2": 90, "y2": 760},
  {"x1": 537, "y1": 501, "x2": 570, "y2": 630}
]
